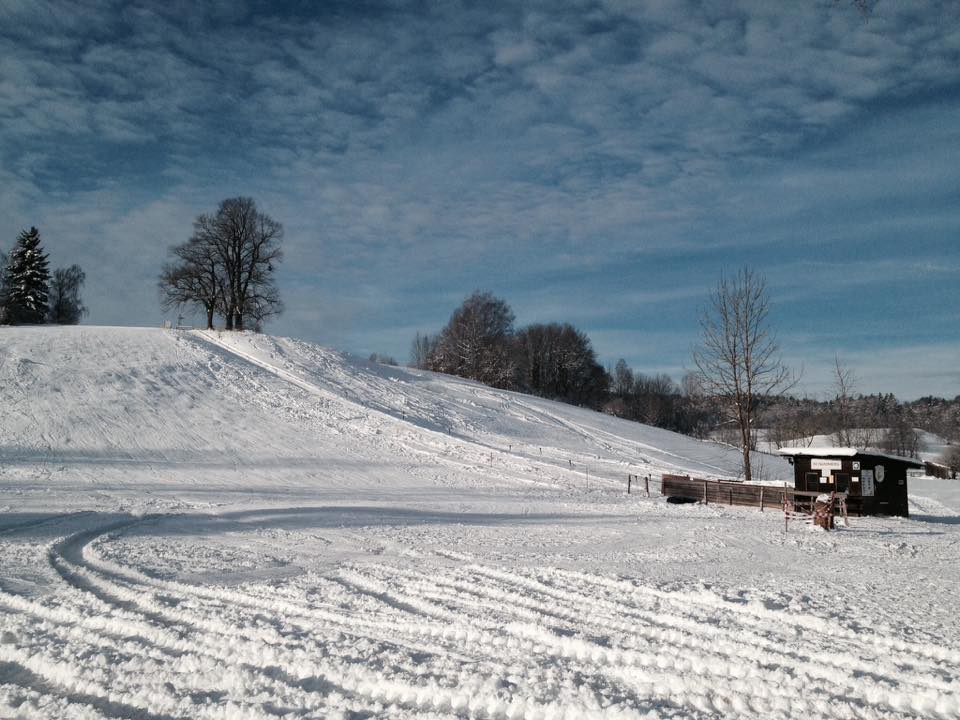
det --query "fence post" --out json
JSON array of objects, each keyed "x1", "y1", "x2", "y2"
[
  {"x1": 703, "y1": 479, "x2": 708, "y2": 504},
  {"x1": 760, "y1": 486, "x2": 764, "y2": 512},
  {"x1": 729, "y1": 485, "x2": 733, "y2": 506},
  {"x1": 627, "y1": 475, "x2": 632, "y2": 494},
  {"x1": 645, "y1": 475, "x2": 650, "y2": 497}
]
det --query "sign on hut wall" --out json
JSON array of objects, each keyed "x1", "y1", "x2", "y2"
[
  {"x1": 811, "y1": 458, "x2": 843, "y2": 471},
  {"x1": 861, "y1": 469, "x2": 875, "y2": 497}
]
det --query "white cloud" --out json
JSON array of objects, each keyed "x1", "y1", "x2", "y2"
[{"x1": 1, "y1": 1, "x2": 958, "y2": 399}]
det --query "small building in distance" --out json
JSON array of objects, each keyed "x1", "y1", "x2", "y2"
[
  {"x1": 924, "y1": 460, "x2": 956, "y2": 480},
  {"x1": 778, "y1": 448, "x2": 921, "y2": 517}
]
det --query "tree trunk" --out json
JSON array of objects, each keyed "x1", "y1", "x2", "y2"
[
  {"x1": 235, "y1": 311, "x2": 244, "y2": 332},
  {"x1": 206, "y1": 305, "x2": 214, "y2": 330}
]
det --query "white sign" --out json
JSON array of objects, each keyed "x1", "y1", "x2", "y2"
[
  {"x1": 811, "y1": 459, "x2": 843, "y2": 471},
  {"x1": 875, "y1": 465, "x2": 885, "y2": 483},
  {"x1": 852, "y1": 461, "x2": 861, "y2": 471},
  {"x1": 861, "y1": 469, "x2": 875, "y2": 497}
]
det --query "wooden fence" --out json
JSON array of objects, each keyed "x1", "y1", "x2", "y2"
[
  {"x1": 924, "y1": 461, "x2": 956, "y2": 480},
  {"x1": 661, "y1": 474, "x2": 790, "y2": 511},
  {"x1": 660, "y1": 474, "x2": 872, "y2": 525}
]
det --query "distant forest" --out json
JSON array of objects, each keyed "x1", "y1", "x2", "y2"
[{"x1": 400, "y1": 291, "x2": 960, "y2": 472}]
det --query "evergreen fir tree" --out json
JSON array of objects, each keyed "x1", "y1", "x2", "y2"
[
  {"x1": 2, "y1": 227, "x2": 51, "y2": 325},
  {"x1": 0, "y1": 249, "x2": 8, "y2": 324}
]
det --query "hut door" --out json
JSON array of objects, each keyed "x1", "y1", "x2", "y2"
[
  {"x1": 804, "y1": 472, "x2": 820, "y2": 491},
  {"x1": 835, "y1": 472, "x2": 850, "y2": 493}
]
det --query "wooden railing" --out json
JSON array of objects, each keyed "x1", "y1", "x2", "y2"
[
  {"x1": 661, "y1": 474, "x2": 787, "y2": 510},
  {"x1": 660, "y1": 474, "x2": 863, "y2": 516}
]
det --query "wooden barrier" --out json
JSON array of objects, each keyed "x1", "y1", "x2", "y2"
[
  {"x1": 661, "y1": 474, "x2": 859, "y2": 518},
  {"x1": 662, "y1": 474, "x2": 790, "y2": 510}
]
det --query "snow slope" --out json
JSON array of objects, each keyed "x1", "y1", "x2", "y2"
[
  {"x1": 1, "y1": 326, "x2": 959, "y2": 719},
  {"x1": 0, "y1": 326, "x2": 762, "y2": 501}
]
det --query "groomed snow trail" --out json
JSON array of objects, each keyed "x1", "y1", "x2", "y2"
[
  {"x1": 3, "y1": 510, "x2": 959, "y2": 719},
  {"x1": 2, "y1": 327, "x2": 959, "y2": 718}
]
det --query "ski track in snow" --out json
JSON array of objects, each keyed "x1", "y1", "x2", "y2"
[
  {"x1": 0, "y1": 511, "x2": 957, "y2": 719},
  {"x1": 2, "y1": 326, "x2": 959, "y2": 718}
]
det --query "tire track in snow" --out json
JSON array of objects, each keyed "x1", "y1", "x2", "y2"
[
  {"x1": 30, "y1": 520, "x2": 656, "y2": 718},
  {"x1": 349, "y1": 564, "x2": 871, "y2": 718},
  {"x1": 463, "y1": 553, "x2": 930, "y2": 682},
  {"x1": 0, "y1": 512, "x2": 96, "y2": 537},
  {"x1": 15, "y1": 522, "x2": 366, "y2": 718},
  {"x1": 91, "y1": 511, "x2": 960, "y2": 719},
  {"x1": 463, "y1": 563, "x2": 960, "y2": 715},
  {"x1": 547, "y1": 566, "x2": 960, "y2": 669},
  {"x1": 14, "y1": 509, "x2": 958, "y2": 720},
  {"x1": 326, "y1": 565, "x2": 887, "y2": 719},
  {"x1": 79, "y1": 525, "x2": 811, "y2": 717}
]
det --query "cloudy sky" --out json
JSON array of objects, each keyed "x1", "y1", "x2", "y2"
[{"x1": 2, "y1": 0, "x2": 958, "y2": 399}]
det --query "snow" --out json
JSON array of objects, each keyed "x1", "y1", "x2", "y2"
[
  {"x1": 778, "y1": 447, "x2": 924, "y2": 466},
  {"x1": 764, "y1": 431, "x2": 953, "y2": 465},
  {"x1": 1, "y1": 325, "x2": 959, "y2": 719},
  {"x1": 779, "y1": 447, "x2": 862, "y2": 457}
]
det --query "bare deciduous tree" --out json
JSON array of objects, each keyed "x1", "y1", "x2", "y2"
[
  {"x1": 368, "y1": 352, "x2": 397, "y2": 365},
  {"x1": 881, "y1": 412, "x2": 921, "y2": 459},
  {"x1": 159, "y1": 197, "x2": 283, "y2": 330},
  {"x1": 159, "y1": 236, "x2": 221, "y2": 329},
  {"x1": 196, "y1": 197, "x2": 283, "y2": 331},
  {"x1": 514, "y1": 322, "x2": 607, "y2": 406},
  {"x1": 47, "y1": 265, "x2": 88, "y2": 324},
  {"x1": 611, "y1": 359, "x2": 634, "y2": 397},
  {"x1": 409, "y1": 332, "x2": 436, "y2": 369},
  {"x1": 692, "y1": 267, "x2": 796, "y2": 483},
  {"x1": 429, "y1": 291, "x2": 516, "y2": 388},
  {"x1": 832, "y1": 354, "x2": 857, "y2": 447}
]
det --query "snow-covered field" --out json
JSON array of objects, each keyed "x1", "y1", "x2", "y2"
[{"x1": 1, "y1": 326, "x2": 959, "y2": 719}]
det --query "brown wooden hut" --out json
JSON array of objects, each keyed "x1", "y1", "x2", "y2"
[
  {"x1": 924, "y1": 461, "x2": 956, "y2": 480},
  {"x1": 778, "y1": 448, "x2": 920, "y2": 517}
]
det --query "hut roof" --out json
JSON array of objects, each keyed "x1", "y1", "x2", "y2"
[{"x1": 778, "y1": 447, "x2": 923, "y2": 467}]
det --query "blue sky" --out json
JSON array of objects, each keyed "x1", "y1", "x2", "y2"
[{"x1": 1, "y1": 0, "x2": 958, "y2": 399}]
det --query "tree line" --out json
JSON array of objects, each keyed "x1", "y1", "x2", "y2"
[
  {"x1": 410, "y1": 291, "x2": 719, "y2": 434},
  {"x1": 412, "y1": 277, "x2": 960, "y2": 479},
  {"x1": 159, "y1": 197, "x2": 284, "y2": 331},
  {"x1": 410, "y1": 291, "x2": 609, "y2": 407},
  {"x1": 0, "y1": 227, "x2": 87, "y2": 326}
]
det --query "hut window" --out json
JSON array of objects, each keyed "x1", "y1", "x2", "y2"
[{"x1": 804, "y1": 472, "x2": 820, "y2": 491}]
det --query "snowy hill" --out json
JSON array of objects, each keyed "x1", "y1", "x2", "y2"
[
  {"x1": 0, "y1": 325, "x2": 770, "y2": 501},
  {"x1": 2, "y1": 326, "x2": 959, "y2": 719}
]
